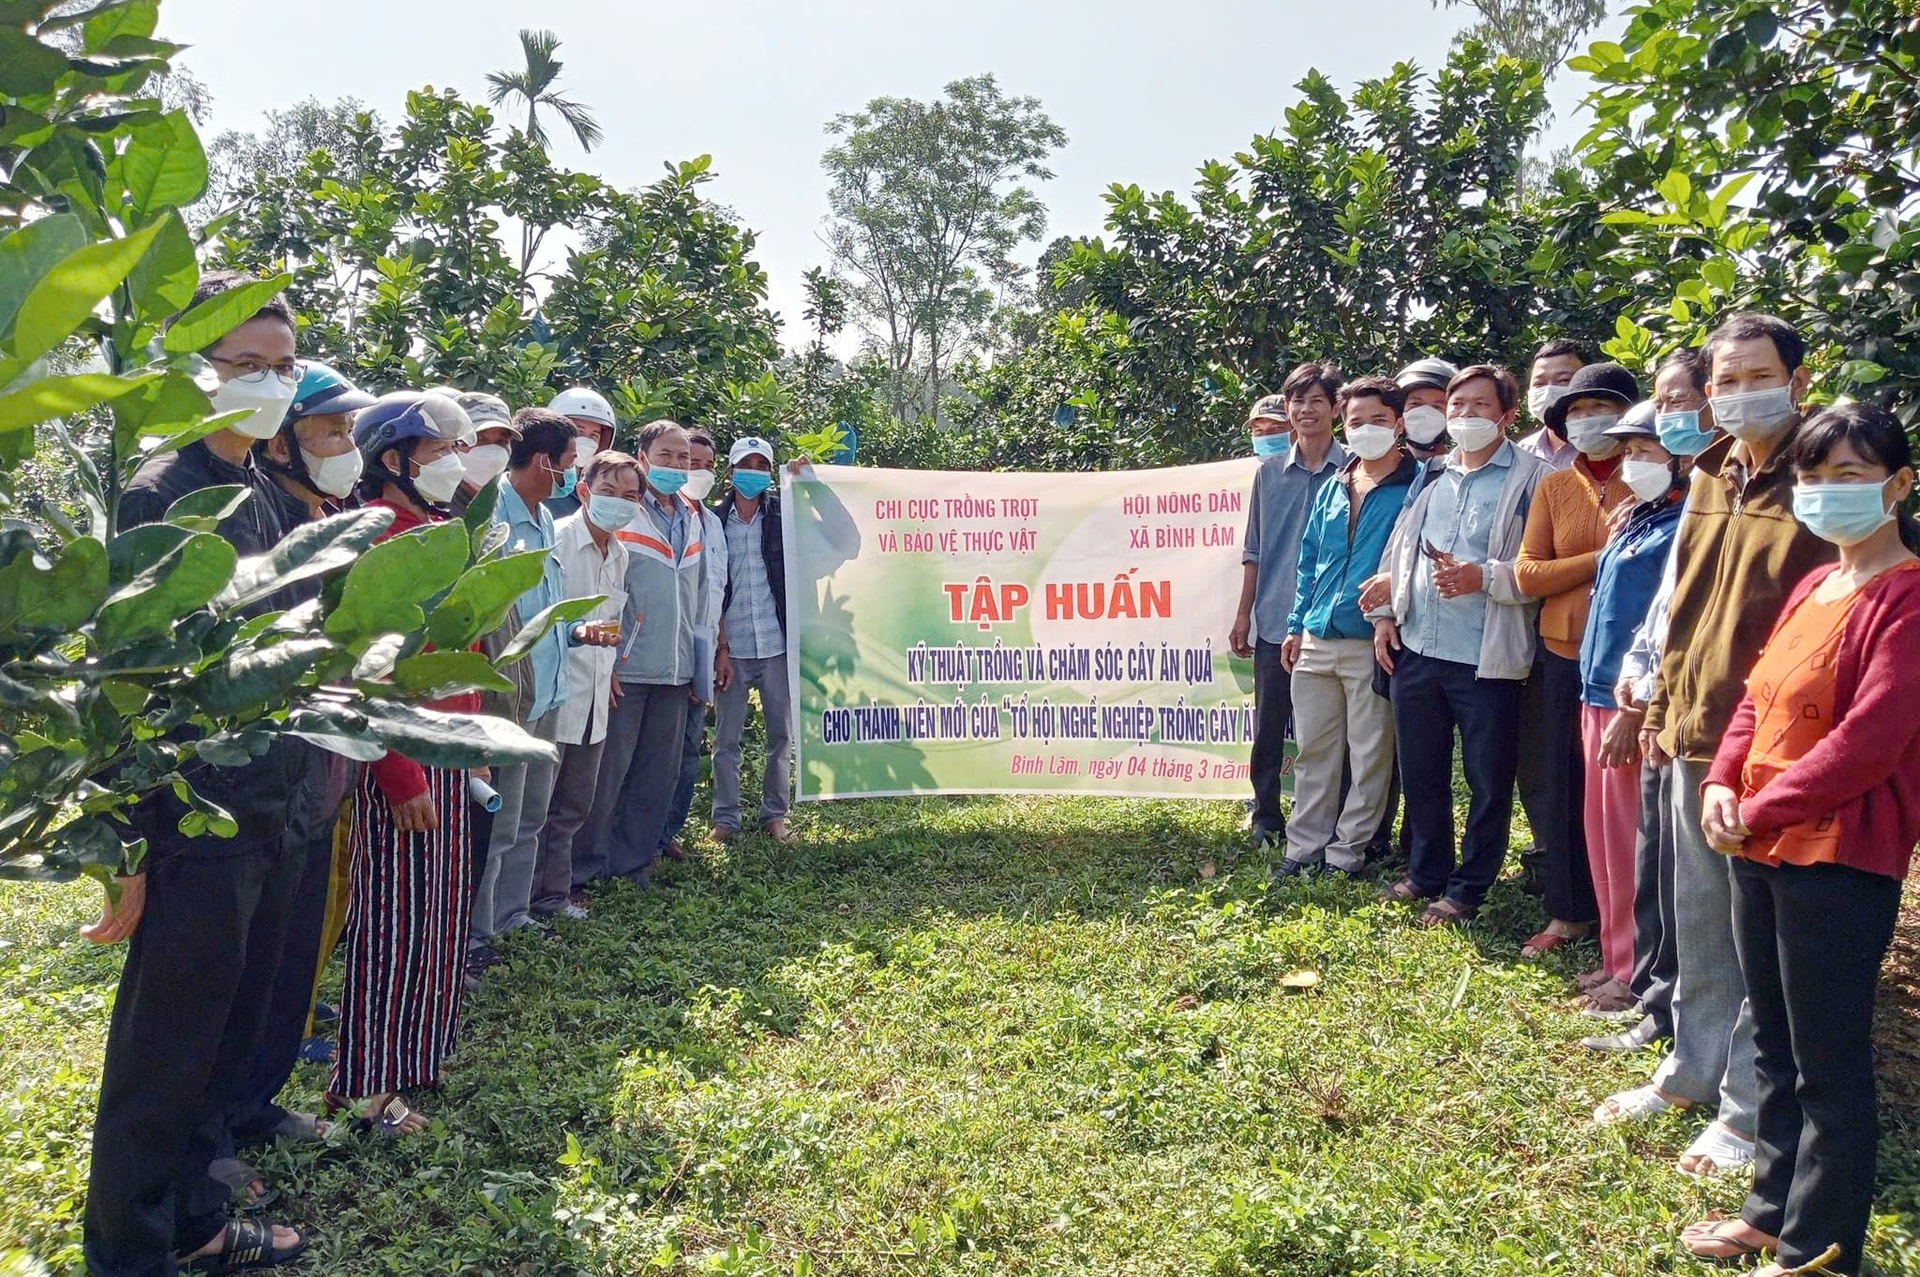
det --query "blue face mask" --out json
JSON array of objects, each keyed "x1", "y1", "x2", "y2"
[
  {"x1": 648, "y1": 465, "x2": 689, "y2": 497},
  {"x1": 587, "y1": 493, "x2": 640, "y2": 532},
  {"x1": 1251, "y1": 432, "x2": 1289, "y2": 458},
  {"x1": 732, "y1": 468, "x2": 774, "y2": 498},
  {"x1": 1793, "y1": 479, "x2": 1895, "y2": 547},
  {"x1": 1655, "y1": 409, "x2": 1716, "y2": 456},
  {"x1": 549, "y1": 461, "x2": 578, "y2": 500}
]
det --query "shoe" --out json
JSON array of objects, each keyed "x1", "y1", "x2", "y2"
[
  {"x1": 467, "y1": 943, "x2": 507, "y2": 972},
  {"x1": 763, "y1": 819, "x2": 795, "y2": 844},
  {"x1": 662, "y1": 840, "x2": 688, "y2": 861},
  {"x1": 559, "y1": 902, "x2": 589, "y2": 921},
  {"x1": 1269, "y1": 858, "x2": 1320, "y2": 880},
  {"x1": 1581, "y1": 1014, "x2": 1665, "y2": 1053},
  {"x1": 1325, "y1": 862, "x2": 1369, "y2": 881},
  {"x1": 568, "y1": 888, "x2": 591, "y2": 908},
  {"x1": 1248, "y1": 824, "x2": 1281, "y2": 850},
  {"x1": 297, "y1": 1036, "x2": 336, "y2": 1065},
  {"x1": 312, "y1": 1001, "x2": 339, "y2": 1025},
  {"x1": 534, "y1": 924, "x2": 559, "y2": 941},
  {"x1": 709, "y1": 824, "x2": 737, "y2": 844}
]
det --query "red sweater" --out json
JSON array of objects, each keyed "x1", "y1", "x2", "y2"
[
  {"x1": 1707, "y1": 560, "x2": 1920, "y2": 880},
  {"x1": 365, "y1": 499, "x2": 483, "y2": 805}
]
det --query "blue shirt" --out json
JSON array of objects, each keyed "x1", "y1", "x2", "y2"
[
  {"x1": 1242, "y1": 439, "x2": 1348, "y2": 645},
  {"x1": 497, "y1": 479, "x2": 568, "y2": 722},
  {"x1": 1579, "y1": 496, "x2": 1684, "y2": 708},
  {"x1": 1289, "y1": 454, "x2": 1418, "y2": 640},
  {"x1": 1403, "y1": 441, "x2": 1515, "y2": 666}
]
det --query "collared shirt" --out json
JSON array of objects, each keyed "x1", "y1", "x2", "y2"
[
  {"x1": 1242, "y1": 439, "x2": 1349, "y2": 644},
  {"x1": 550, "y1": 512, "x2": 629, "y2": 746},
  {"x1": 497, "y1": 478, "x2": 569, "y2": 722},
  {"x1": 723, "y1": 503, "x2": 785, "y2": 660},
  {"x1": 1403, "y1": 441, "x2": 1516, "y2": 666},
  {"x1": 1516, "y1": 426, "x2": 1576, "y2": 471},
  {"x1": 1290, "y1": 453, "x2": 1418, "y2": 640},
  {"x1": 643, "y1": 487, "x2": 688, "y2": 557}
]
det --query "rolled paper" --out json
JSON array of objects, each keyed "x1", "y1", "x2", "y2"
[{"x1": 468, "y1": 776, "x2": 502, "y2": 813}]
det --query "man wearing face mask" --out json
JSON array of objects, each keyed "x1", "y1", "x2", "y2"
[
  {"x1": 546, "y1": 386, "x2": 618, "y2": 520},
  {"x1": 1512, "y1": 363, "x2": 1641, "y2": 964},
  {"x1": 1245, "y1": 393, "x2": 1293, "y2": 459},
  {"x1": 88, "y1": 275, "x2": 318, "y2": 1276},
  {"x1": 657, "y1": 430, "x2": 729, "y2": 862},
  {"x1": 256, "y1": 363, "x2": 374, "y2": 518},
  {"x1": 1231, "y1": 365, "x2": 1349, "y2": 850},
  {"x1": 1396, "y1": 357, "x2": 1458, "y2": 481},
  {"x1": 1517, "y1": 338, "x2": 1592, "y2": 471},
  {"x1": 1369, "y1": 364, "x2": 1548, "y2": 927},
  {"x1": 1595, "y1": 314, "x2": 1835, "y2": 1181},
  {"x1": 469, "y1": 410, "x2": 580, "y2": 955},
  {"x1": 451, "y1": 391, "x2": 520, "y2": 514}
]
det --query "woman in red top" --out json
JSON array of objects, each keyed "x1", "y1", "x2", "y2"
[
  {"x1": 1682, "y1": 404, "x2": 1920, "y2": 1276},
  {"x1": 326, "y1": 394, "x2": 485, "y2": 1137}
]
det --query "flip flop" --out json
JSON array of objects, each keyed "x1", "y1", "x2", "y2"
[
  {"x1": 1681, "y1": 1218, "x2": 1773, "y2": 1260},
  {"x1": 1593, "y1": 1084, "x2": 1679, "y2": 1126},
  {"x1": 1679, "y1": 1122, "x2": 1756, "y2": 1177}
]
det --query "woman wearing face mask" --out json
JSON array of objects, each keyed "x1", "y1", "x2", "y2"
[
  {"x1": 326, "y1": 393, "x2": 483, "y2": 1137},
  {"x1": 1571, "y1": 401, "x2": 1687, "y2": 1015},
  {"x1": 1512, "y1": 362, "x2": 1642, "y2": 963},
  {"x1": 256, "y1": 363, "x2": 374, "y2": 519},
  {"x1": 1679, "y1": 404, "x2": 1920, "y2": 1277}
]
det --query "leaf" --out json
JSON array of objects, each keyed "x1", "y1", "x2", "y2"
[
  {"x1": 425, "y1": 549, "x2": 548, "y2": 651},
  {"x1": 282, "y1": 704, "x2": 386, "y2": 761},
  {"x1": 1700, "y1": 257, "x2": 1737, "y2": 294},
  {"x1": 82, "y1": 0, "x2": 159, "y2": 51},
  {"x1": 162, "y1": 483, "x2": 247, "y2": 529},
  {"x1": 94, "y1": 530, "x2": 236, "y2": 651},
  {"x1": 494, "y1": 595, "x2": 602, "y2": 666},
  {"x1": 111, "y1": 368, "x2": 211, "y2": 464},
  {"x1": 461, "y1": 474, "x2": 500, "y2": 535},
  {"x1": 125, "y1": 207, "x2": 197, "y2": 320},
  {"x1": 0, "y1": 532, "x2": 108, "y2": 633},
  {"x1": 391, "y1": 650, "x2": 515, "y2": 698},
  {"x1": 0, "y1": 371, "x2": 154, "y2": 435},
  {"x1": 0, "y1": 212, "x2": 86, "y2": 343},
  {"x1": 218, "y1": 505, "x2": 394, "y2": 612},
  {"x1": 0, "y1": 27, "x2": 68, "y2": 97},
  {"x1": 324, "y1": 521, "x2": 471, "y2": 642},
  {"x1": 356, "y1": 699, "x2": 561, "y2": 768},
  {"x1": 110, "y1": 110, "x2": 208, "y2": 216},
  {"x1": 182, "y1": 637, "x2": 335, "y2": 717},
  {"x1": 160, "y1": 271, "x2": 293, "y2": 353},
  {"x1": 1655, "y1": 169, "x2": 1691, "y2": 208},
  {"x1": 4, "y1": 217, "x2": 167, "y2": 374},
  {"x1": 352, "y1": 632, "x2": 407, "y2": 681}
]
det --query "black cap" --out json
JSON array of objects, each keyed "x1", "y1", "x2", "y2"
[{"x1": 1544, "y1": 361, "x2": 1640, "y2": 433}]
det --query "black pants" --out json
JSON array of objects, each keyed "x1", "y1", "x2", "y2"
[
  {"x1": 1250, "y1": 637, "x2": 1294, "y2": 834},
  {"x1": 1732, "y1": 856, "x2": 1901, "y2": 1273},
  {"x1": 1628, "y1": 760, "x2": 1678, "y2": 1035},
  {"x1": 1515, "y1": 651, "x2": 1596, "y2": 924},
  {"x1": 84, "y1": 831, "x2": 304, "y2": 1275},
  {"x1": 1390, "y1": 647, "x2": 1521, "y2": 910}
]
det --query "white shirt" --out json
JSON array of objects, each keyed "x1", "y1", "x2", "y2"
[{"x1": 551, "y1": 511, "x2": 629, "y2": 746}]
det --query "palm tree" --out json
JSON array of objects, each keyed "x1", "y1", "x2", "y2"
[{"x1": 485, "y1": 29, "x2": 603, "y2": 153}]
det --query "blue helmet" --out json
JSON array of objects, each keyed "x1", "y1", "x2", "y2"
[
  {"x1": 286, "y1": 362, "x2": 378, "y2": 425},
  {"x1": 353, "y1": 391, "x2": 466, "y2": 503}
]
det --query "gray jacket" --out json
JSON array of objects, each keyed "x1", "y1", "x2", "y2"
[
  {"x1": 1374, "y1": 443, "x2": 1548, "y2": 681},
  {"x1": 613, "y1": 494, "x2": 711, "y2": 686}
]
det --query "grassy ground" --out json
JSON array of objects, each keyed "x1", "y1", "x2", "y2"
[{"x1": 3, "y1": 793, "x2": 1918, "y2": 1276}]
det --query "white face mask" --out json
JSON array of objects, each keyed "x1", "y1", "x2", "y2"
[
  {"x1": 300, "y1": 446, "x2": 363, "y2": 499},
  {"x1": 574, "y1": 434, "x2": 600, "y2": 468},
  {"x1": 1449, "y1": 416, "x2": 1503, "y2": 453},
  {"x1": 1344, "y1": 423, "x2": 1399, "y2": 461},
  {"x1": 681, "y1": 469, "x2": 716, "y2": 502},
  {"x1": 1621, "y1": 457, "x2": 1674, "y2": 502},
  {"x1": 461, "y1": 444, "x2": 510, "y2": 489},
  {"x1": 1402, "y1": 404, "x2": 1448, "y2": 446},
  {"x1": 1710, "y1": 385, "x2": 1797, "y2": 443},
  {"x1": 211, "y1": 371, "x2": 300, "y2": 440},
  {"x1": 1566, "y1": 413, "x2": 1622, "y2": 456},
  {"x1": 412, "y1": 452, "x2": 468, "y2": 505},
  {"x1": 1527, "y1": 383, "x2": 1570, "y2": 421}
]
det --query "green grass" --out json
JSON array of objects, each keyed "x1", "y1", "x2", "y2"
[{"x1": 4, "y1": 794, "x2": 1919, "y2": 1275}]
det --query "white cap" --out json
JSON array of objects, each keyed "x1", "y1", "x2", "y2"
[
  {"x1": 548, "y1": 386, "x2": 615, "y2": 429},
  {"x1": 728, "y1": 435, "x2": 775, "y2": 467}
]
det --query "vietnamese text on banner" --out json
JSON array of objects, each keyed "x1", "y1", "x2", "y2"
[{"x1": 781, "y1": 459, "x2": 1278, "y2": 801}]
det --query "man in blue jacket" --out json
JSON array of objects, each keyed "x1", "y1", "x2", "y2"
[{"x1": 1274, "y1": 375, "x2": 1419, "y2": 878}]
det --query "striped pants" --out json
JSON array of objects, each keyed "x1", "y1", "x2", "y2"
[{"x1": 331, "y1": 764, "x2": 472, "y2": 1097}]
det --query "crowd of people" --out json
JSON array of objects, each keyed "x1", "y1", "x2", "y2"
[
  {"x1": 67, "y1": 271, "x2": 1917, "y2": 1277},
  {"x1": 1232, "y1": 316, "x2": 1919, "y2": 1277}
]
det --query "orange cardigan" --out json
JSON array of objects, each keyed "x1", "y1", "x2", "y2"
[{"x1": 1514, "y1": 459, "x2": 1634, "y2": 659}]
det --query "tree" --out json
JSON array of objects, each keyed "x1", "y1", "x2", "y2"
[
  {"x1": 0, "y1": 1, "x2": 576, "y2": 884},
  {"x1": 1432, "y1": 0, "x2": 1610, "y2": 74},
  {"x1": 485, "y1": 28, "x2": 602, "y2": 153},
  {"x1": 203, "y1": 96, "x2": 375, "y2": 211},
  {"x1": 821, "y1": 74, "x2": 1066, "y2": 425}
]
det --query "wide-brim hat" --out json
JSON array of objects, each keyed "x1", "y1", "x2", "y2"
[{"x1": 1544, "y1": 361, "x2": 1640, "y2": 432}]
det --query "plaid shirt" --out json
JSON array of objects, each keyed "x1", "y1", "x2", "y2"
[{"x1": 723, "y1": 505, "x2": 784, "y2": 660}]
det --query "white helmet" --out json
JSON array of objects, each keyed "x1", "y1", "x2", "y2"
[{"x1": 548, "y1": 386, "x2": 615, "y2": 429}]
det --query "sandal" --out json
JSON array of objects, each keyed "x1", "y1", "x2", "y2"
[
  {"x1": 1679, "y1": 1122, "x2": 1756, "y2": 1177},
  {"x1": 1381, "y1": 878, "x2": 1437, "y2": 905},
  {"x1": 1574, "y1": 967, "x2": 1615, "y2": 992},
  {"x1": 363, "y1": 1094, "x2": 428, "y2": 1138},
  {"x1": 207, "y1": 1158, "x2": 277, "y2": 1213},
  {"x1": 1417, "y1": 897, "x2": 1475, "y2": 927},
  {"x1": 1682, "y1": 1217, "x2": 1775, "y2": 1261},
  {"x1": 1519, "y1": 920, "x2": 1591, "y2": 959},
  {"x1": 1593, "y1": 1083, "x2": 1682, "y2": 1126},
  {"x1": 1572, "y1": 979, "x2": 1637, "y2": 1016},
  {"x1": 178, "y1": 1219, "x2": 307, "y2": 1273}
]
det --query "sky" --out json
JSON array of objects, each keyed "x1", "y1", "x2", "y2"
[{"x1": 165, "y1": 0, "x2": 1605, "y2": 349}]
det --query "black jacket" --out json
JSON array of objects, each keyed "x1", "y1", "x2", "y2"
[{"x1": 715, "y1": 491, "x2": 789, "y2": 636}]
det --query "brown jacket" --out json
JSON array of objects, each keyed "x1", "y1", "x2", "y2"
[
  {"x1": 1644, "y1": 426, "x2": 1836, "y2": 761},
  {"x1": 1514, "y1": 457, "x2": 1635, "y2": 659}
]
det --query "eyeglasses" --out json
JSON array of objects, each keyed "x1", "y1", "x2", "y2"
[{"x1": 208, "y1": 354, "x2": 303, "y2": 382}]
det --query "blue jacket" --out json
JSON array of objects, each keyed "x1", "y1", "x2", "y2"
[
  {"x1": 497, "y1": 480, "x2": 570, "y2": 723},
  {"x1": 1579, "y1": 495, "x2": 1684, "y2": 708},
  {"x1": 1289, "y1": 452, "x2": 1419, "y2": 640}
]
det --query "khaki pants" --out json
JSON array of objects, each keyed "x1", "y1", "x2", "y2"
[{"x1": 1285, "y1": 634, "x2": 1395, "y2": 871}]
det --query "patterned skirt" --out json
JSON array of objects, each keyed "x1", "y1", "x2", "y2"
[{"x1": 331, "y1": 764, "x2": 472, "y2": 1097}]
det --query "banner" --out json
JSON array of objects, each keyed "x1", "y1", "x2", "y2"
[{"x1": 783, "y1": 458, "x2": 1282, "y2": 800}]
